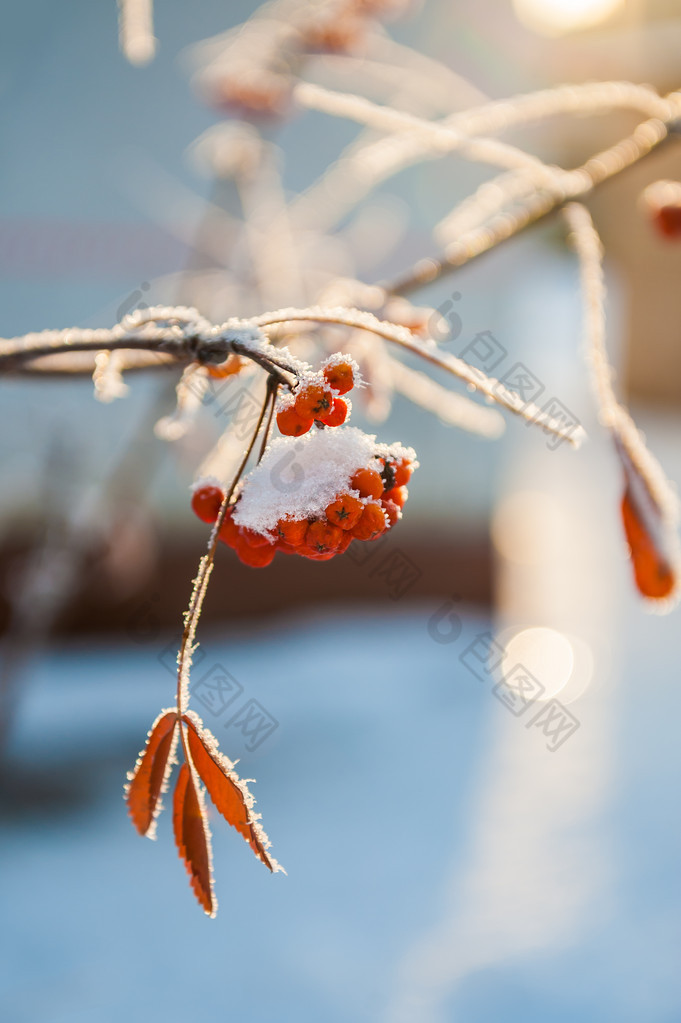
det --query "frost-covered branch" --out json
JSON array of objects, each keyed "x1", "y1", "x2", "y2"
[
  {"x1": 1, "y1": 303, "x2": 584, "y2": 445},
  {"x1": 252, "y1": 305, "x2": 586, "y2": 446},
  {"x1": 564, "y1": 202, "x2": 680, "y2": 513},
  {"x1": 0, "y1": 307, "x2": 300, "y2": 382},
  {"x1": 295, "y1": 81, "x2": 563, "y2": 187},
  {"x1": 565, "y1": 201, "x2": 681, "y2": 608},
  {"x1": 386, "y1": 115, "x2": 679, "y2": 295}
]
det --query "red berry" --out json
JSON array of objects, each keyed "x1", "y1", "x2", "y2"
[
  {"x1": 382, "y1": 499, "x2": 400, "y2": 528},
  {"x1": 353, "y1": 501, "x2": 387, "y2": 541},
  {"x1": 303, "y1": 10, "x2": 367, "y2": 53},
  {"x1": 654, "y1": 205, "x2": 681, "y2": 239},
  {"x1": 384, "y1": 486, "x2": 408, "y2": 509},
  {"x1": 325, "y1": 493, "x2": 363, "y2": 530},
  {"x1": 320, "y1": 397, "x2": 348, "y2": 427},
  {"x1": 191, "y1": 484, "x2": 225, "y2": 524},
  {"x1": 277, "y1": 406, "x2": 313, "y2": 437},
  {"x1": 218, "y1": 506, "x2": 240, "y2": 547},
  {"x1": 305, "y1": 520, "x2": 343, "y2": 555},
  {"x1": 351, "y1": 467, "x2": 384, "y2": 500},
  {"x1": 323, "y1": 360, "x2": 355, "y2": 395},
  {"x1": 305, "y1": 548, "x2": 337, "y2": 561},
  {"x1": 295, "y1": 383, "x2": 334, "y2": 419},
  {"x1": 234, "y1": 536, "x2": 276, "y2": 568},
  {"x1": 277, "y1": 518, "x2": 308, "y2": 547},
  {"x1": 336, "y1": 532, "x2": 354, "y2": 554},
  {"x1": 205, "y1": 355, "x2": 244, "y2": 379},
  {"x1": 393, "y1": 459, "x2": 412, "y2": 487},
  {"x1": 214, "y1": 75, "x2": 290, "y2": 120},
  {"x1": 239, "y1": 526, "x2": 270, "y2": 548}
]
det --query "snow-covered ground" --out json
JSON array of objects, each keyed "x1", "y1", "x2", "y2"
[{"x1": 1, "y1": 602, "x2": 679, "y2": 1023}]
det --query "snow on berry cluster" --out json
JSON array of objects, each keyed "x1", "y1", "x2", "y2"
[
  {"x1": 190, "y1": 351, "x2": 417, "y2": 568},
  {"x1": 275, "y1": 355, "x2": 358, "y2": 437},
  {"x1": 191, "y1": 426, "x2": 417, "y2": 568}
]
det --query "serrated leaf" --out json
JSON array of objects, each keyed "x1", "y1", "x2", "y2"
[
  {"x1": 183, "y1": 713, "x2": 280, "y2": 873},
  {"x1": 173, "y1": 761, "x2": 216, "y2": 917},
  {"x1": 125, "y1": 710, "x2": 179, "y2": 837}
]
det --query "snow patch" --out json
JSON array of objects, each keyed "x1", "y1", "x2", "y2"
[{"x1": 233, "y1": 426, "x2": 416, "y2": 534}]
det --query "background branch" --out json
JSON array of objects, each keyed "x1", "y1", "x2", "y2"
[{"x1": 384, "y1": 116, "x2": 681, "y2": 296}]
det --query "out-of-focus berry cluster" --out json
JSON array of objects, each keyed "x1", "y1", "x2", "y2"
[{"x1": 196, "y1": 0, "x2": 415, "y2": 120}]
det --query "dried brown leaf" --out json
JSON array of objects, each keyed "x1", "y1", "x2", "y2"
[
  {"x1": 615, "y1": 432, "x2": 680, "y2": 604},
  {"x1": 173, "y1": 761, "x2": 216, "y2": 917},
  {"x1": 621, "y1": 486, "x2": 677, "y2": 601},
  {"x1": 125, "y1": 709, "x2": 179, "y2": 837},
  {"x1": 183, "y1": 713, "x2": 281, "y2": 873}
]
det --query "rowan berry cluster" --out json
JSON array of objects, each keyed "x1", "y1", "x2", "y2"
[
  {"x1": 204, "y1": 0, "x2": 412, "y2": 118},
  {"x1": 275, "y1": 356, "x2": 357, "y2": 438},
  {"x1": 191, "y1": 452, "x2": 415, "y2": 568},
  {"x1": 191, "y1": 349, "x2": 416, "y2": 568}
]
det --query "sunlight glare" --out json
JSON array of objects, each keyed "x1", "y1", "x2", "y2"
[
  {"x1": 513, "y1": 0, "x2": 624, "y2": 36},
  {"x1": 500, "y1": 626, "x2": 574, "y2": 701}
]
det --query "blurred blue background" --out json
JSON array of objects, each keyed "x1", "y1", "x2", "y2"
[{"x1": 2, "y1": 601, "x2": 680, "y2": 1023}]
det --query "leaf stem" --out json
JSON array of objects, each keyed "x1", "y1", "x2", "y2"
[
  {"x1": 175, "y1": 382, "x2": 275, "y2": 761},
  {"x1": 258, "y1": 379, "x2": 279, "y2": 463}
]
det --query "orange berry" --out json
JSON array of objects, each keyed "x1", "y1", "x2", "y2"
[
  {"x1": 351, "y1": 467, "x2": 384, "y2": 499},
  {"x1": 205, "y1": 355, "x2": 244, "y2": 379},
  {"x1": 303, "y1": 10, "x2": 367, "y2": 53},
  {"x1": 393, "y1": 459, "x2": 412, "y2": 487},
  {"x1": 382, "y1": 498, "x2": 400, "y2": 528},
  {"x1": 336, "y1": 531, "x2": 354, "y2": 554},
  {"x1": 277, "y1": 518, "x2": 308, "y2": 547},
  {"x1": 276, "y1": 406, "x2": 313, "y2": 437},
  {"x1": 191, "y1": 484, "x2": 225, "y2": 524},
  {"x1": 305, "y1": 520, "x2": 343, "y2": 554},
  {"x1": 214, "y1": 74, "x2": 290, "y2": 119},
  {"x1": 295, "y1": 383, "x2": 334, "y2": 419},
  {"x1": 218, "y1": 507, "x2": 240, "y2": 547},
  {"x1": 384, "y1": 485, "x2": 407, "y2": 509},
  {"x1": 654, "y1": 205, "x2": 681, "y2": 239},
  {"x1": 305, "y1": 548, "x2": 337, "y2": 561},
  {"x1": 643, "y1": 182, "x2": 681, "y2": 239},
  {"x1": 239, "y1": 526, "x2": 270, "y2": 548},
  {"x1": 353, "y1": 501, "x2": 387, "y2": 541},
  {"x1": 323, "y1": 360, "x2": 355, "y2": 395},
  {"x1": 320, "y1": 397, "x2": 348, "y2": 427},
  {"x1": 234, "y1": 536, "x2": 276, "y2": 568},
  {"x1": 325, "y1": 493, "x2": 363, "y2": 530}
]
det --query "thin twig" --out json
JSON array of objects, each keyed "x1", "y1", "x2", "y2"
[
  {"x1": 258, "y1": 379, "x2": 279, "y2": 462},
  {"x1": 176, "y1": 386, "x2": 273, "y2": 723}
]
